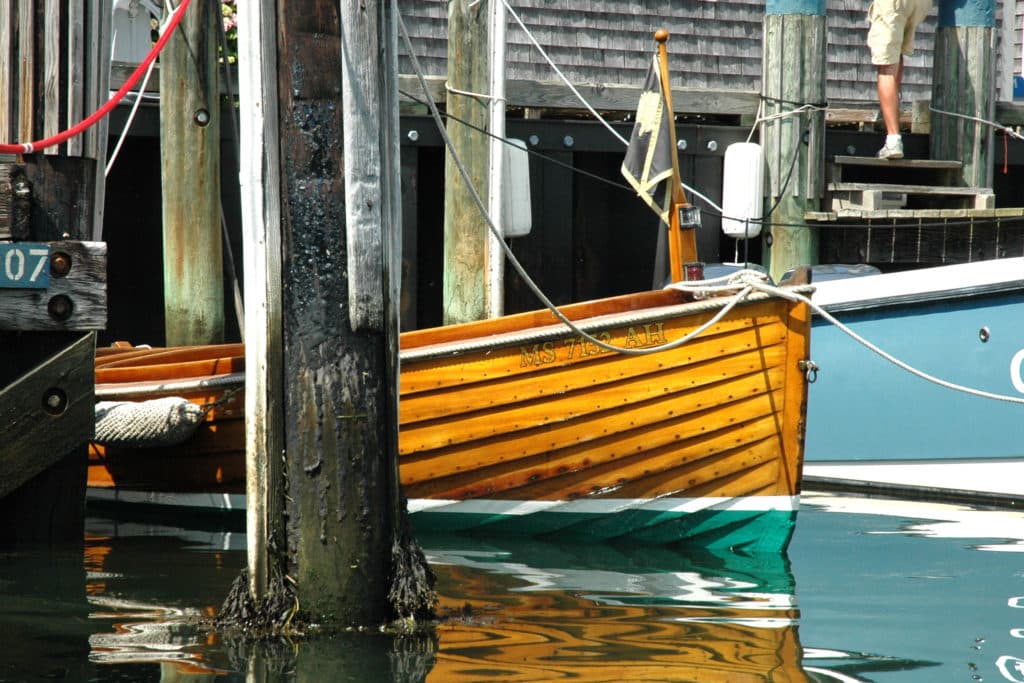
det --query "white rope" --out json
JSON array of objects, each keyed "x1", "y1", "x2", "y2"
[
  {"x1": 756, "y1": 103, "x2": 829, "y2": 126},
  {"x1": 445, "y1": 80, "x2": 505, "y2": 103},
  {"x1": 930, "y1": 105, "x2": 1024, "y2": 141},
  {"x1": 745, "y1": 279, "x2": 1024, "y2": 406}
]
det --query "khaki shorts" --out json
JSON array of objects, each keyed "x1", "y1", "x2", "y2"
[{"x1": 867, "y1": 0, "x2": 931, "y2": 65}]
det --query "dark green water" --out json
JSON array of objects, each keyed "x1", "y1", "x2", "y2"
[{"x1": 1, "y1": 491, "x2": 1022, "y2": 682}]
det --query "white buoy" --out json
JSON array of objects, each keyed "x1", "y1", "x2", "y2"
[{"x1": 721, "y1": 142, "x2": 764, "y2": 239}]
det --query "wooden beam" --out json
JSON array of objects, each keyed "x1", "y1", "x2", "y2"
[{"x1": 0, "y1": 331, "x2": 94, "y2": 500}]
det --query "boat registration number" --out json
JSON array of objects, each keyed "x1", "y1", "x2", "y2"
[{"x1": 0, "y1": 242, "x2": 50, "y2": 289}]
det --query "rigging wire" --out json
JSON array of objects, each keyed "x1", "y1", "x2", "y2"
[
  {"x1": 499, "y1": 0, "x2": 722, "y2": 213},
  {"x1": 399, "y1": 11, "x2": 759, "y2": 357}
]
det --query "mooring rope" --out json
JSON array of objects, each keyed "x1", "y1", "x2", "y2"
[
  {"x1": 742, "y1": 275, "x2": 1024, "y2": 405},
  {"x1": 930, "y1": 105, "x2": 1024, "y2": 142},
  {"x1": 0, "y1": 0, "x2": 191, "y2": 155}
]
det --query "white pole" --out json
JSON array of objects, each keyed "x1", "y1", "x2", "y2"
[
  {"x1": 237, "y1": 0, "x2": 284, "y2": 601},
  {"x1": 485, "y1": 0, "x2": 506, "y2": 318}
]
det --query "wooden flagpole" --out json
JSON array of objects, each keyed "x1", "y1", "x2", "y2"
[{"x1": 655, "y1": 30, "x2": 699, "y2": 282}]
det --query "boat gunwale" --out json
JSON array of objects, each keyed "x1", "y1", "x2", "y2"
[{"x1": 401, "y1": 286, "x2": 813, "y2": 363}]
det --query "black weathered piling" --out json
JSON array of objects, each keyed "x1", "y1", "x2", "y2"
[{"x1": 234, "y1": 0, "x2": 434, "y2": 631}]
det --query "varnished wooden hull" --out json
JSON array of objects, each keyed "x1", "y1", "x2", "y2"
[{"x1": 91, "y1": 288, "x2": 812, "y2": 551}]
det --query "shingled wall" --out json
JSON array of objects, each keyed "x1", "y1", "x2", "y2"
[{"x1": 398, "y1": 0, "x2": 1015, "y2": 112}]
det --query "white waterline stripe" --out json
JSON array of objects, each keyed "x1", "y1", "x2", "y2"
[{"x1": 406, "y1": 495, "x2": 799, "y2": 516}]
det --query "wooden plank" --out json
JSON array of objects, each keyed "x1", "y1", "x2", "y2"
[
  {"x1": 442, "y1": 0, "x2": 490, "y2": 323},
  {"x1": 761, "y1": 12, "x2": 826, "y2": 282},
  {"x1": 778, "y1": 299, "x2": 810, "y2": 495},
  {"x1": 341, "y1": 0, "x2": 385, "y2": 331},
  {"x1": 611, "y1": 436, "x2": 782, "y2": 499},
  {"x1": 43, "y1": 0, "x2": 60, "y2": 155},
  {"x1": 17, "y1": 0, "x2": 33, "y2": 143},
  {"x1": 401, "y1": 342, "x2": 787, "y2": 457},
  {"x1": 832, "y1": 155, "x2": 962, "y2": 170},
  {"x1": 0, "y1": 241, "x2": 107, "y2": 331},
  {"x1": 0, "y1": 331, "x2": 95, "y2": 500},
  {"x1": 0, "y1": 0, "x2": 11, "y2": 145},
  {"x1": 931, "y1": 26, "x2": 995, "y2": 188},
  {"x1": 66, "y1": 0, "x2": 83, "y2": 157},
  {"x1": 400, "y1": 301, "x2": 779, "y2": 393},
  {"x1": 407, "y1": 400, "x2": 788, "y2": 501},
  {"x1": 830, "y1": 181, "x2": 993, "y2": 195},
  {"x1": 396, "y1": 73, "x2": 761, "y2": 116},
  {"x1": 400, "y1": 319, "x2": 788, "y2": 423},
  {"x1": 401, "y1": 376, "x2": 787, "y2": 492}
]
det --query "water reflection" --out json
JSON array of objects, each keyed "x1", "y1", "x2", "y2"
[
  {"x1": 421, "y1": 535, "x2": 809, "y2": 681},
  {"x1": 2, "y1": 496, "x2": 1022, "y2": 682},
  {"x1": 83, "y1": 516, "x2": 245, "y2": 680}
]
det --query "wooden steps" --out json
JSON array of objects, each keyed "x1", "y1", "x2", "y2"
[
  {"x1": 806, "y1": 155, "x2": 1024, "y2": 266},
  {"x1": 830, "y1": 181, "x2": 995, "y2": 211},
  {"x1": 825, "y1": 156, "x2": 994, "y2": 212}
]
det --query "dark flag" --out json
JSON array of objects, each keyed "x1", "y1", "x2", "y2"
[{"x1": 620, "y1": 54, "x2": 675, "y2": 228}]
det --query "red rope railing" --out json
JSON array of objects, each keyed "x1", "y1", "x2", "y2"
[{"x1": 0, "y1": 0, "x2": 192, "y2": 155}]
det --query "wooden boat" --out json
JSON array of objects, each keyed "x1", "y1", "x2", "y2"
[
  {"x1": 90, "y1": 34, "x2": 814, "y2": 552},
  {"x1": 801, "y1": 257, "x2": 1024, "y2": 505},
  {"x1": 92, "y1": 280, "x2": 813, "y2": 551}
]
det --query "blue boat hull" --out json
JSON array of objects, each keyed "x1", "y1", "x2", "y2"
[{"x1": 803, "y1": 259, "x2": 1024, "y2": 500}]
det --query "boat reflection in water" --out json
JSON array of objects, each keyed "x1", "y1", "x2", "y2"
[
  {"x1": 71, "y1": 509, "x2": 954, "y2": 682},
  {"x1": 422, "y1": 536, "x2": 811, "y2": 682}
]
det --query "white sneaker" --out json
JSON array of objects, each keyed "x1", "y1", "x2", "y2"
[{"x1": 876, "y1": 139, "x2": 903, "y2": 159}]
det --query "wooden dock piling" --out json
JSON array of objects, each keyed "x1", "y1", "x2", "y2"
[
  {"x1": 760, "y1": 0, "x2": 826, "y2": 282},
  {"x1": 930, "y1": 0, "x2": 995, "y2": 189},
  {"x1": 442, "y1": 0, "x2": 494, "y2": 324},
  {"x1": 160, "y1": 0, "x2": 224, "y2": 346},
  {"x1": 236, "y1": 0, "x2": 432, "y2": 628}
]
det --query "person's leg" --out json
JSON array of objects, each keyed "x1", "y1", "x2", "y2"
[{"x1": 877, "y1": 58, "x2": 902, "y2": 136}]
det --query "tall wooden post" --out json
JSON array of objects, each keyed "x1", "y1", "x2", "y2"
[
  {"x1": 930, "y1": 0, "x2": 995, "y2": 188},
  {"x1": 442, "y1": 0, "x2": 493, "y2": 324},
  {"x1": 160, "y1": 0, "x2": 223, "y2": 346},
  {"x1": 760, "y1": 0, "x2": 826, "y2": 282},
  {"x1": 237, "y1": 0, "x2": 430, "y2": 626}
]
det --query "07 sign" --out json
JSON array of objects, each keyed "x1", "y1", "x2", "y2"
[{"x1": 0, "y1": 242, "x2": 50, "y2": 289}]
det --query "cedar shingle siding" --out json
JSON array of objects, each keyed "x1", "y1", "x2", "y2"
[{"x1": 398, "y1": 0, "x2": 1015, "y2": 110}]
